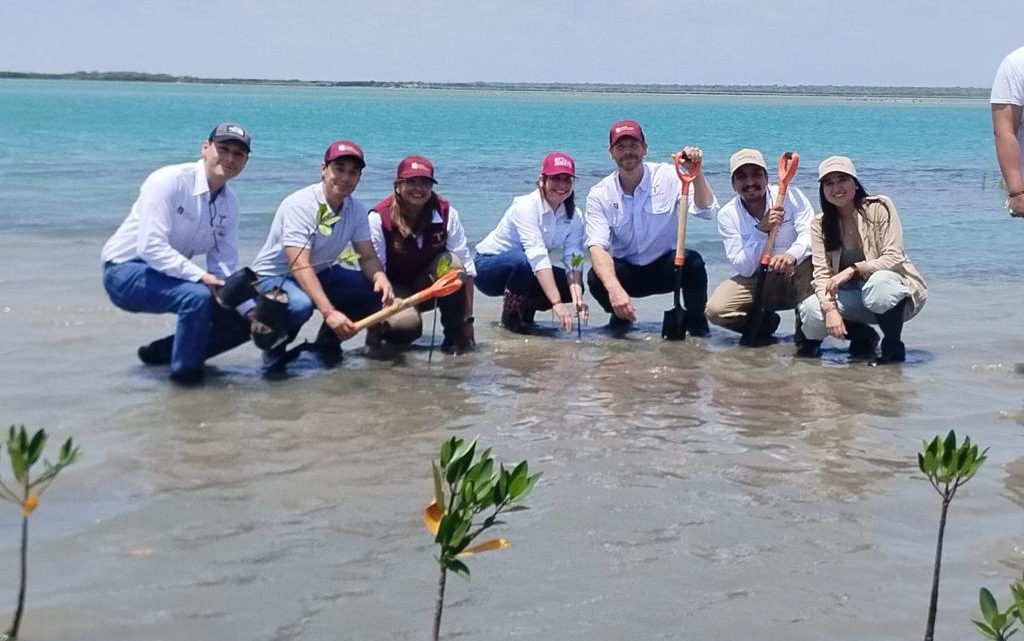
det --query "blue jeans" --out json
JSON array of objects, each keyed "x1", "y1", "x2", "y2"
[
  {"x1": 258, "y1": 265, "x2": 381, "y2": 338},
  {"x1": 475, "y1": 249, "x2": 574, "y2": 307},
  {"x1": 103, "y1": 260, "x2": 250, "y2": 375}
]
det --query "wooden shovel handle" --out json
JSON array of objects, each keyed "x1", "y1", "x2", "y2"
[
  {"x1": 672, "y1": 151, "x2": 701, "y2": 267},
  {"x1": 353, "y1": 270, "x2": 465, "y2": 332},
  {"x1": 758, "y1": 152, "x2": 800, "y2": 265}
]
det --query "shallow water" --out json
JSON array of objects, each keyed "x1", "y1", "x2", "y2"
[{"x1": 2, "y1": 237, "x2": 1023, "y2": 640}]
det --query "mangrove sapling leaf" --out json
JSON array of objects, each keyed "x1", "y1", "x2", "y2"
[
  {"x1": 435, "y1": 254, "x2": 453, "y2": 279},
  {"x1": 972, "y1": 587, "x2": 1018, "y2": 640},
  {"x1": 919, "y1": 430, "x2": 988, "y2": 641}
]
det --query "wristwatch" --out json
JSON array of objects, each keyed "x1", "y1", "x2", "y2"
[{"x1": 464, "y1": 316, "x2": 475, "y2": 324}]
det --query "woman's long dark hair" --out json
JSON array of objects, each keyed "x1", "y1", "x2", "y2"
[
  {"x1": 819, "y1": 177, "x2": 869, "y2": 252},
  {"x1": 390, "y1": 183, "x2": 442, "y2": 252},
  {"x1": 539, "y1": 177, "x2": 575, "y2": 219}
]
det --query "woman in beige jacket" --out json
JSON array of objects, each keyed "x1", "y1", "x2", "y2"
[{"x1": 796, "y1": 156, "x2": 927, "y2": 364}]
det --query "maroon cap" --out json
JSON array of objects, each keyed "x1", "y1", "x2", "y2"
[
  {"x1": 540, "y1": 152, "x2": 576, "y2": 177},
  {"x1": 323, "y1": 140, "x2": 365, "y2": 168},
  {"x1": 396, "y1": 155, "x2": 436, "y2": 182},
  {"x1": 608, "y1": 119, "x2": 645, "y2": 146}
]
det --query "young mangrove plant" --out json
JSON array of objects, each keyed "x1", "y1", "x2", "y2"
[
  {"x1": 918, "y1": 430, "x2": 987, "y2": 641},
  {"x1": 570, "y1": 253, "x2": 585, "y2": 339},
  {"x1": 0, "y1": 426, "x2": 81, "y2": 641},
  {"x1": 424, "y1": 436, "x2": 540, "y2": 641},
  {"x1": 972, "y1": 580, "x2": 1022, "y2": 641}
]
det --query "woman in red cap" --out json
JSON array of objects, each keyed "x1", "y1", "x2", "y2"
[
  {"x1": 474, "y1": 152, "x2": 588, "y2": 333},
  {"x1": 366, "y1": 155, "x2": 476, "y2": 354}
]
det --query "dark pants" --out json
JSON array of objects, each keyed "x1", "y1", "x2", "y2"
[
  {"x1": 587, "y1": 250, "x2": 707, "y2": 316},
  {"x1": 474, "y1": 249, "x2": 576, "y2": 310}
]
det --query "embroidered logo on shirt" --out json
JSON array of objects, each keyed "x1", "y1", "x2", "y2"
[{"x1": 176, "y1": 206, "x2": 185, "y2": 215}]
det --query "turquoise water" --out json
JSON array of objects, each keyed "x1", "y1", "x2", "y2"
[{"x1": 0, "y1": 79, "x2": 1009, "y2": 281}]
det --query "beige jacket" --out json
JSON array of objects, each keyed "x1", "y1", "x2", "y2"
[{"x1": 810, "y1": 195, "x2": 927, "y2": 310}]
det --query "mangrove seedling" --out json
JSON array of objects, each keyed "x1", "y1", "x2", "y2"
[
  {"x1": 570, "y1": 253, "x2": 585, "y2": 339},
  {"x1": 972, "y1": 583, "x2": 1021, "y2": 640},
  {"x1": 427, "y1": 255, "x2": 455, "y2": 363},
  {"x1": 0, "y1": 426, "x2": 81, "y2": 641},
  {"x1": 918, "y1": 430, "x2": 987, "y2": 641},
  {"x1": 424, "y1": 436, "x2": 540, "y2": 641}
]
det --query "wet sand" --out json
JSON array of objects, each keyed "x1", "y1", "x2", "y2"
[{"x1": 1, "y1": 240, "x2": 1023, "y2": 641}]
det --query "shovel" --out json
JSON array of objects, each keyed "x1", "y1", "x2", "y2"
[
  {"x1": 352, "y1": 269, "x2": 466, "y2": 333},
  {"x1": 661, "y1": 151, "x2": 702, "y2": 340},
  {"x1": 739, "y1": 151, "x2": 800, "y2": 346}
]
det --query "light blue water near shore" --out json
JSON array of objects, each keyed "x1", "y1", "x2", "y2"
[
  {"x1": 2, "y1": 80, "x2": 1024, "y2": 641},
  {"x1": 0, "y1": 79, "x2": 1012, "y2": 282}
]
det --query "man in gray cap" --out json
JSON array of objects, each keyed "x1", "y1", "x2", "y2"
[
  {"x1": 705, "y1": 148, "x2": 814, "y2": 346},
  {"x1": 992, "y1": 45, "x2": 1024, "y2": 218},
  {"x1": 101, "y1": 122, "x2": 253, "y2": 385}
]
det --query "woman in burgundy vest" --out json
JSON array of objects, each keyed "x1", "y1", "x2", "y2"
[{"x1": 367, "y1": 155, "x2": 476, "y2": 354}]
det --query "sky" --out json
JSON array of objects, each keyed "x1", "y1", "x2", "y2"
[{"x1": 1, "y1": 0, "x2": 1020, "y2": 87}]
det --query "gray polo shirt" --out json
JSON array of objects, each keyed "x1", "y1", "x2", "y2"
[{"x1": 251, "y1": 182, "x2": 370, "y2": 277}]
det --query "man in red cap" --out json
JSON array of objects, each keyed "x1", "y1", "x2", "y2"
[
  {"x1": 585, "y1": 119, "x2": 719, "y2": 332},
  {"x1": 251, "y1": 139, "x2": 394, "y2": 371}
]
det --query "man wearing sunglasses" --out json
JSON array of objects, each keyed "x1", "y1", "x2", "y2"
[{"x1": 102, "y1": 122, "x2": 254, "y2": 386}]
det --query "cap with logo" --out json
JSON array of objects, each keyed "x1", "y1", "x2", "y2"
[
  {"x1": 540, "y1": 152, "x2": 576, "y2": 177},
  {"x1": 396, "y1": 155, "x2": 436, "y2": 183},
  {"x1": 608, "y1": 119, "x2": 645, "y2": 146},
  {"x1": 817, "y1": 155, "x2": 858, "y2": 181},
  {"x1": 323, "y1": 140, "x2": 366, "y2": 168},
  {"x1": 208, "y1": 122, "x2": 251, "y2": 153},
  {"x1": 729, "y1": 148, "x2": 767, "y2": 175}
]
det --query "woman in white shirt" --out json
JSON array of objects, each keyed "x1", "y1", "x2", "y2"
[{"x1": 474, "y1": 152, "x2": 588, "y2": 333}]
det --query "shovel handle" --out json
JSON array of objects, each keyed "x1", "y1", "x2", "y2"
[
  {"x1": 672, "y1": 151, "x2": 701, "y2": 267},
  {"x1": 353, "y1": 270, "x2": 465, "y2": 332},
  {"x1": 758, "y1": 152, "x2": 800, "y2": 265}
]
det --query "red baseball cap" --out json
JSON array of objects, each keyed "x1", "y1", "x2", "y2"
[
  {"x1": 540, "y1": 152, "x2": 576, "y2": 177},
  {"x1": 396, "y1": 155, "x2": 436, "y2": 182},
  {"x1": 608, "y1": 119, "x2": 645, "y2": 146},
  {"x1": 323, "y1": 140, "x2": 365, "y2": 168}
]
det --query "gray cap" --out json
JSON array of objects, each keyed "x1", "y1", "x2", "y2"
[{"x1": 208, "y1": 122, "x2": 251, "y2": 152}]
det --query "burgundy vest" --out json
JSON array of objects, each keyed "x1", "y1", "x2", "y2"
[{"x1": 372, "y1": 194, "x2": 450, "y2": 285}]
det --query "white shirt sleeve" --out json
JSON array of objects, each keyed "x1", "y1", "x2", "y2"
[
  {"x1": 992, "y1": 51, "x2": 1024, "y2": 106},
  {"x1": 445, "y1": 206, "x2": 477, "y2": 277},
  {"x1": 563, "y1": 209, "x2": 586, "y2": 271},
  {"x1": 718, "y1": 205, "x2": 763, "y2": 278},
  {"x1": 135, "y1": 172, "x2": 206, "y2": 282},
  {"x1": 584, "y1": 187, "x2": 612, "y2": 250},
  {"x1": 367, "y1": 211, "x2": 387, "y2": 269},
  {"x1": 689, "y1": 192, "x2": 719, "y2": 220},
  {"x1": 508, "y1": 198, "x2": 552, "y2": 272},
  {"x1": 783, "y1": 187, "x2": 814, "y2": 263}
]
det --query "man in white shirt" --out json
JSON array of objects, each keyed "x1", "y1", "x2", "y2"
[
  {"x1": 585, "y1": 119, "x2": 718, "y2": 333},
  {"x1": 101, "y1": 122, "x2": 253, "y2": 386},
  {"x1": 250, "y1": 140, "x2": 394, "y2": 370},
  {"x1": 992, "y1": 45, "x2": 1024, "y2": 218},
  {"x1": 706, "y1": 148, "x2": 814, "y2": 346}
]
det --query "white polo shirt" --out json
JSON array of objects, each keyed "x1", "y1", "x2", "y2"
[
  {"x1": 251, "y1": 183, "x2": 370, "y2": 277},
  {"x1": 101, "y1": 159, "x2": 240, "y2": 281},
  {"x1": 367, "y1": 205, "x2": 477, "y2": 277},
  {"x1": 717, "y1": 184, "x2": 814, "y2": 278},
  {"x1": 992, "y1": 45, "x2": 1024, "y2": 170},
  {"x1": 475, "y1": 189, "x2": 585, "y2": 272},
  {"x1": 584, "y1": 162, "x2": 718, "y2": 266}
]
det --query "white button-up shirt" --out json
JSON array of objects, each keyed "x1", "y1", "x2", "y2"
[
  {"x1": 368, "y1": 205, "x2": 477, "y2": 277},
  {"x1": 251, "y1": 183, "x2": 370, "y2": 277},
  {"x1": 585, "y1": 162, "x2": 718, "y2": 266},
  {"x1": 101, "y1": 159, "x2": 240, "y2": 281},
  {"x1": 475, "y1": 189, "x2": 585, "y2": 272},
  {"x1": 716, "y1": 185, "x2": 814, "y2": 278}
]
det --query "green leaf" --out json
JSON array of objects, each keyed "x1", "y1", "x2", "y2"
[
  {"x1": 446, "y1": 557, "x2": 471, "y2": 580},
  {"x1": 434, "y1": 254, "x2": 453, "y2": 278},
  {"x1": 27, "y1": 429, "x2": 47, "y2": 466},
  {"x1": 570, "y1": 253, "x2": 584, "y2": 268},
  {"x1": 982, "y1": 588, "x2": 1000, "y2": 623},
  {"x1": 440, "y1": 437, "x2": 458, "y2": 469},
  {"x1": 973, "y1": 619, "x2": 999, "y2": 640},
  {"x1": 432, "y1": 461, "x2": 445, "y2": 508},
  {"x1": 917, "y1": 452, "x2": 927, "y2": 475},
  {"x1": 504, "y1": 505, "x2": 530, "y2": 512}
]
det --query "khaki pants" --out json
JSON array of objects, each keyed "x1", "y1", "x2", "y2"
[{"x1": 705, "y1": 258, "x2": 813, "y2": 333}]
